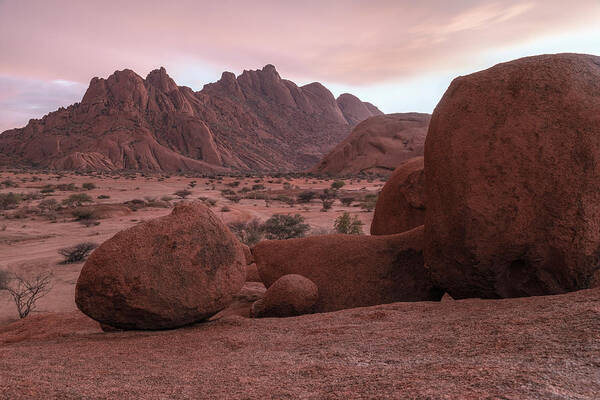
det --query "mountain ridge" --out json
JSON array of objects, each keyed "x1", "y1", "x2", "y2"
[{"x1": 0, "y1": 65, "x2": 382, "y2": 173}]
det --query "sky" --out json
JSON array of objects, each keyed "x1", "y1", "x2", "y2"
[{"x1": 1, "y1": 0, "x2": 600, "y2": 132}]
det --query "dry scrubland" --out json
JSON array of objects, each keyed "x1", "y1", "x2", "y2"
[{"x1": 0, "y1": 169, "x2": 381, "y2": 325}]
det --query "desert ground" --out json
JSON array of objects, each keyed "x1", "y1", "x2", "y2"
[{"x1": 0, "y1": 169, "x2": 381, "y2": 325}]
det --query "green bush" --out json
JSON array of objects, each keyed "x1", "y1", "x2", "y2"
[
  {"x1": 340, "y1": 197, "x2": 354, "y2": 206},
  {"x1": 333, "y1": 212, "x2": 364, "y2": 235},
  {"x1": 174, "y1": 189, "x2": 192, "y2": 199},
  {"x1": 62, "y1": 193, "x2": 93, "y2": 207},
  {"x1": 331, "y1": 180, "x2": 345, "y2": 190},
  {"x1": 228, "y1": 219, "x2": 264, "y2": 246},
  {"x1": 263, "y1": 214, "x2": 310, "y2": 240},
  {"x1": 0, "y1": 192, "x2": 22, "y2": 210},
  {"x1": 82, "y1": 182, "x2": 96, "y2": 190},
  {"x1": 297, "y1": 191, "x2": 317, "y2": 203}
]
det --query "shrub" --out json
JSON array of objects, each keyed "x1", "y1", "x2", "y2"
[
  {"x1": 228, "y1": 219, "x2": 264, "y2": 246},
  {"x1": 220, "y1": 189, "x2": 236, "y2": 197},
  {"x1": 321, "y1": 198, "x2": 334, "y2": 212},
  {"x1": 297, "y1": 191, "x2": 317, "y2": 203},
  {"x1": 331, "y1": 180, "x2": 345, "y2": 190},
  {"x1": 227, "y1": 181, "x2": 240, "y2": 187},
  {"x1": 263, "y1": 214, "x2": 310, "y2": 240},
  {"x1": 360, "y1": 194, "x2": 378, "y2": 212},
  {"x1": 58, "y1": 242, "x2": 98, "y2": 264},
  {"x1": 1, "y1": 179, "x2": 18, "y2": 188},
  {"x1": 0, "y1": 192, "x2": 22, "y2": 210},
  {"x1": 252, "y1": 184, "x2": 265, "y2": 191},
  {"x1": 124, "y1": 199, "x2": 146, "y2": 210},
  {"x1": 161, "y1": 195, "x2": 173, "y2": 202},
  {"x1": 3, "y1": 272, "x2": 53, "y2": 318},
  {"x1": 82, "y1": 182, "x2": 96, "y2": 190},
  {"x1": 340, "y1": 197, "x2": 354, "y2": 206},
  {"x1": 221, "y1": 206, "x2": 231, "y2": 212},
  {"x1": 174, "y1": 189, "x2": 192, "y2": 199},
  {"x1": 62, "y1": 193, "x2": 93, "y2": 207},
  {"x1": 97, "y1": 194, "x2": 110, "y2": 199},
  {"x1": 56, "y1": 183, "x2": 77, "y2": 191},
  {"x1": 334, "y1": 212, "x2": 364, "y2": 235}
]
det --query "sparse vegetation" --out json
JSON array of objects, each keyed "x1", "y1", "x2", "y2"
[
  {"x1": 331, "y1": 180, "x2": 345, "y2": 190},
  {"x1": 340, "y1": 197, "x2": 354, "y2": 206},
  {"x1": 333, "y1": 212, "x2": 364, "y2": 235},
  {"x1": 297, "y1": 191, "x2": 317, "y2": 203},
  {"x1": 0, "y1": 192, "x2": 22, "y2": 210},
  {"x1": 2, "y1": 271, "x2": 53, "y2": 319},
  {"x1": 58, "y1": 242, "x2": 98, "y2": 264},
  {"x1": 228, "y1": 219, "x2": 264, "y2": 246},
  {"x1": 174, "y1": 189, "x2": 192, "y2": 199},
  {"x1": 360, "y1": 194, "x2": 378, "y2": 212},
  {"x1": 262, "y1": 214, "x2": 310, "y2": 240},
  {"x1": 82, "y1": 182, "x2": 96, "y2": 190},
  {"x1": 62, "y1": 193, "x2": 93, "y2": 207}
]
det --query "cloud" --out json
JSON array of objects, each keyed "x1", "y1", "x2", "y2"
[
  {"x1": 0, "y1": 0, "x2": 598, "y2": 86},
  {"x1": 0, "y1": 0, "x2": 599, "y2": 130},
  {"x1": 0, "y1": 76, "x2": 85, "y2": 132}
]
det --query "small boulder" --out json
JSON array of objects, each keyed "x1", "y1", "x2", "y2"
[
  {"x1": 75, "y1": 202, "x2": 246, "y2": 330},
  {"x1": 253, "y1": 226, "x2": 442, "y2": 313},
  {"x1": 371, "y1": 156, "x2": 425, "y2": 235},
  {"x1": 251, "y1": 274, "x2": 318, "y2": 318}
]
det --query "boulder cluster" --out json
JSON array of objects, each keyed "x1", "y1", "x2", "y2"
[{"x1": 75, "y1": 53, "x2": 600, "y2": 329}]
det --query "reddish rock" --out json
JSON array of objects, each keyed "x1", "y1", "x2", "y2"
[
  {"x1": 253, "y1": 226, "x2": 442, "y2": 312},
  {"x1": 75, "y1": 202, "x2": 246, "y2": 330},
  {"x1": 371, "y1": 157, "x2": 425, "y2": 235},
  {"x1": 425, "y1": 53, "x2": 600, "y2": 299},
  {"x1": 336, "y1": 93, "x2": 384, "y2": 126},
  {"x1": 246, "y1": 263, "x2": 261, "y2": 282},
  {"x1": 0, "y1": 65, "x2": 381, "y2": 173},
  {"x1": 311, "y1": 113, "x2": 429, "y2": 176},
  {"x1": 251, "y1": 274, "x2": 318, "y2": 318}
]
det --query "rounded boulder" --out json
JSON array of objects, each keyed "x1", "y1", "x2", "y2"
[
  {"x1": 425, "y1": 53, "x2": 600, "y2": 299},
  {"x1": 371, "y1": 156, "x2": 425, "y2": 235},
  {"x1": 251, "y1": 274, "x2": 318, "y2": 318},
  {"x1": 75, "y1": 202, "x2": 246, "y2": 330}
]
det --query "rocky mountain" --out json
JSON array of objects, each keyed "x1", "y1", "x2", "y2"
[
  {"x1": 310, "y1": 113, "x2": 430, "y2": 176},
  {"x1": 0, "y1": 65, "x2": 382, "y2": 173}
]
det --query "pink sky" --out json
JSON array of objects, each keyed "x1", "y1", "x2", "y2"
[{"x1": 1, "y1": 0, "x2": 600, "y2": 132}]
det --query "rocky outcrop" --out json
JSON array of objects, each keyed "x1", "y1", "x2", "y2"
[
  {"x1": 75, "y1": 202, "x2": 246, "y2": 330},
  {"x1": 253, "y1": 226, "x2": 443, "y2": 312},
  {"x1": 371, "y1": 157, "x2": 425, "y2": 235},
  {"x1": 311, "y1": 113, "x2": 429, "y2": 176},
  {"x1": 425, "y1": 53, "x2": 600, "y2": 299},
  {"x1": 0, "y1": 65, "x2": 381, "y2": 173},
  {"x1": 336, "y1": 93, "x2": 383, "y2": 126},
  {"x1": 251, "y1": 274, "x2": 318, "y2": 318}
]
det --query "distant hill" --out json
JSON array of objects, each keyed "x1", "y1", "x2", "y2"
[
  {"x1": 310, "y1": 113, "x2": 430, "y2": 176},
  {"x1": 0, "y1": 65, "x2": 381, "y2": 173}
]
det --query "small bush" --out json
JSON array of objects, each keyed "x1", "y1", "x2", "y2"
[
  {"x1": 58, "y1": 242, "x2": 98, "y2": 264},
  {"x1": 263, "y1": 214, "x2": 310, "y2": 240},
  {"x1": 62, "y1": 193, "x2": 93, "y2": 207},
  {"x1": 334, "y1": 212, "x2": 364, "y2": 235},
  {"x1": 340, "y1": 197, "x2": 354, "y2": 206},
  {"x1": 227, "y1": 181, "x2": 240, "y2": 187},
  {"x1": 360, "y1": 194, "x2": 378, "y2": 212},
  {"x1": 321, "y1": 199, "x2": 334, "y2": 212},
  {"x1": 228, "y1": 219, "x2": 264, "y2": 246},
  {"x1": 97, "y1": 194, "x2": 110, "y2": 199},
  {"x1": 3, "y1": 272, "x2": 53, "y2": 318},
  {"x1": 1, "y1": 179, "x2": 18, "y2": 188},
  {"x1": 221, "y1": 206, "x2": 231, "y2": 212},
  {"x1": 82, "y1": 182, "x2": 96, "y2": 190},
  {"x1": 297, "y1": 191, "x2": 317, "y2": 203},
  {"x1": 161, "y1": 195, "x2": 173, "y2": 202},
  {"x1": 252, "y1": 184, "x2": 265, "y2": 191},
  {"x1": 174, "y1": 189, "x2": 192, "y2": 199},
  {"x1": 331, "y1": 180, "x2": 345, "y2": 190},
  {"x1": 0, "y1": 192, "x2": 22, "y2": 210}
]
